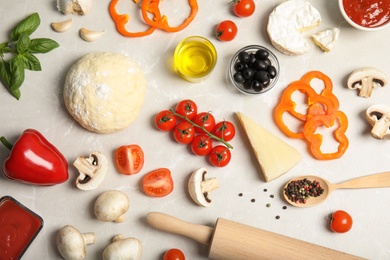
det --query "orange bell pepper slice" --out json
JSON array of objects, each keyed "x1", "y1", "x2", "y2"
[
  {"x1": 109, "y1": 0, "x2": 160, "y2": 37},
  {"x1": 303, "y1": 111, "x2": 349, "y2": 160},
  {"x1": 141, "y1": 0, "x2": 198, "y2": 33}
]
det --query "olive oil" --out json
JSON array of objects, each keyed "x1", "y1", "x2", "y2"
[{"x1": 174, "y1": 36, "x2": 217, "y2": 82}]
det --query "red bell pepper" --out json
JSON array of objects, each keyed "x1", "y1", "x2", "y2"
[{"x1": 1, "y1": 129, "x2": 69, "y2": 185}]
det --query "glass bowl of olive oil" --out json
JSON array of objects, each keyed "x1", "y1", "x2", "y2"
[{"x1": 174, "y1": 36, "x2": 217, "y2": 82}]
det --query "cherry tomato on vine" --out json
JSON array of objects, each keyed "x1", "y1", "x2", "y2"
[
  {"x1": 212, "y1": 121, "x2": 236, "y2": 142},
  {"x1": 114, "y1": 145, "x2": 144, "y2": 175},
  {"x1": 215, "y1": 20, "x2": 237, "y2": 42},
  {"x1": 142, "y1": 168, "x2": 174, "y2": 197},
  {"x1": 155, "y1": 110, "x2": 177, "y2": 131},
  {"x1": 193, "y1": 112, "x2": 216, "y2": 133},
  {"x1": 175, "y1": 99, "x2": 198, "y2": 120},
  {"x1": 173, "y1": 121, "x2": 195, "y2": 144},
  {"x1": 329, "y1": 210, "x2": 353, "y2": 233},
  {"x1": 232, "y1": 0, "x2": 255, "y2": 17},
  {"x1": 209, "y1": 145, "x2": 231, "y2": 167},
  {"x1": 163, "y1": 248, "x2": 185, "y2": 260},
  {"x1": 191, "y1": 134, "x2": 213, "y2": 156}
]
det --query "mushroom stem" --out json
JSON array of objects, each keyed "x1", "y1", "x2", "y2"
[
  {"x1": 201, "y1": 178, "x2": 219, "y2": 193},
  {"x1": 83, "y1": 233, "x2": 96, "y2": 245},
  {"x1": 73, "y1": 155, "x2": 99, "y2": 176},
  {"x1": 358, "y1": 77, "x2": 374, "y2": 97},
  {"x1": 371, "y1": 115, "x2": 390, "y2": 139}
]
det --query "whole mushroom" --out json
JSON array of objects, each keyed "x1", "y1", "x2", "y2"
[
  {"x1": 94, "y1": 190, "x2": 130, "y2": 222},
  {"x1": 56, "y1": 225, "x2": 95, "y2": 260},
  {"x1": 73, "y1": 151, "x2": 108, "y2": 191},
  {"x1": 102, "y1": 235, "x2": 142, "y2": 260},
  {"x1": 366, "y1": 104, "x2": 390, "y2": 139},
  {"x1": 188, "y1": 168, "x2": 219, "y2": 207},
  {"x1": 57, "y1": 0, "x2": 92, "y2": 15},
  {"x1": 347, "y1": 67, "x2": 388, "y2": 98}
]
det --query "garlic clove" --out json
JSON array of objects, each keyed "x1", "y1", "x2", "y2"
[
  {"x1": 57, "y1": 0, "x2": 92, "y2": 15},
  {"x1": 51, "y1": 19, "x2": 73, "y2": 33},
  {"x1": 79, "y1": 28, "x2": 105, "y2": 42}
]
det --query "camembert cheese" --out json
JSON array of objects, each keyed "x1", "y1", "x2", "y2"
[
  {"x1": 236, "y1": 112, "x2": 302, "y2": 182},
  {"x1": 312, "y1": 27, "x2": 340, "y2": 52},
  {"x1": 267, "y1": 0, "x2": 321, "y2": 55}
]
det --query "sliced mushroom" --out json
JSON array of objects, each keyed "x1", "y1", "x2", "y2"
[
  {"x1": 347, "y1": 67, "x2": 388, "y2": 98},
  {"x1": 56, "y1": 225, "x2": 95, "y2": 260},
  {"x1": 94, "y1": 190, "x2": 130, "y2": 222},
  {"x1": 79, "y1": 28, "x2": 105, "y2": 42},
  {"x1": 188, "y1": 168, "x2": 219, "y2": 207},
  {"x1": 102, "y1": 235, "x2": 142, "y2": 260},
  {"x1": 73, "y1": 151, "x2": 108, "y2": 191},
  {"x1": 366, "y1": 104, "x2": 390, "y2": 139},
  {"x1": 51, "y1": 19, "x2": 73, "y2": 32},
  {"x1": 57, "y1": 0, "x2": 92, "y2": 15}
]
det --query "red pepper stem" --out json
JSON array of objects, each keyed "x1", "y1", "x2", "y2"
[{"x1": 0, "y1": 136, "x2": 13, "y2": 150}]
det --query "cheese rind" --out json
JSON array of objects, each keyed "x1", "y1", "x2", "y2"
[
  {"x1": 236, "y1": 112, "x2": 302, "y2": 182},
  {"x1": 267, "y1": 0, "x2": 321, "y2": 55},
  {"x1": 312, "y1": 27, "x2": 340, "y2": 52}
]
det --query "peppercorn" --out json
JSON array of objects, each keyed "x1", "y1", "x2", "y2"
[{"x1": 284, "y1": 178, "x2": 324, "y2": 204}]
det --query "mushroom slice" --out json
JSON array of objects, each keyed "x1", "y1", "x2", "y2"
[
  {"x1": 57, "y1": 0, "x2": 92, "y2": 15},
  {"x1": 79, "y1": 28, "x2": 105, "y2": 42},
  {"x1": 366, "y1": 104, "x2": 390, "y2": 139},
  {"x1": 188, "y1": 168, "x2": 219, "y2": 207},
  {"x1": 102, "y1": 235, "x2": 142, "y2": 260},
  {"x1": 347, "y1": 67, "x2": 388, "y2": 98},
  {"x1": 73, "y1": 151, "x2": 108, "y2": 191},
  {"x1": 56, "y1": 225, "x2": 95, "y2": 260},
  {"x1": 51, "y1": 18, "x2": 73, "y2": 32},
  {"x1": 94, "y1": 190, "x2": 130, "y2": 222}
]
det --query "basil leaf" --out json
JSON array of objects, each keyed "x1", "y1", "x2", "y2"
[
  {"x1": 0, "y1": 42, "x2": 11, "y2": 55},
  {"x1": 29, "y1": 38, "x2": 59, "y2": 53},
  {"x1": 11, "y1": 13, "x2": 40, "y2": 41},
  {"x1": 10, "y1": 88, "x2": 21, "y2": 100},
  {"x1": 16, "y1": 32, "x2": 30, "y2": 54},
  {"x1": 20, "y1": 52, "x2": 41, "y2": 71},
  {"x1": 9, "y1": 56, "x2": 25, "y2": 91},
  {"x1": 0, "y1": 60, "x2": 12, "y2": 87}
]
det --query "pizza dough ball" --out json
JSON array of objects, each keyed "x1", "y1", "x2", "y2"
[{"x1": 64, "y1": 52, "x2": 146, "y2": 134}]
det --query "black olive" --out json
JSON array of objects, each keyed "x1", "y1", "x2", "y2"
[
  {"x1": 267, "y1": 65, "x2": 277, "y2": 79},
  {"x1": 242, "y1": 68, "x2": 256, "y2": 80},
  {"x1": 243, "y1": 80, "x2": 252, "y2": 89},
  {"x1": 249, "y1": 53, "x2": 257, "y2": 64},
  {"x1": 238, "y1": 51, "x2": 250, "y2": 63},
  {"x1": 233, "y1": 72, "x2": 245, "y2": 84},
  {"x1": 234, "y1": 62, "x2": 247, "y2": 72},
  {"x1": 254, "y1": 70, "x2": 270, "y2": 83},
  {"x1": 255, "y1": 49, "x2": 269, "y2": 60},
  {"x1": 253, "y1": 59, "x2": 268, "y2": 71},
  {"x1": 264, "y1": 58, "x2": 271, "y2": 67},
  {"x1": 251, "y1": 80, "x2": 264, "y2": 92}
]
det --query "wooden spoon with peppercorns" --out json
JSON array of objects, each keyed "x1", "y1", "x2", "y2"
[{"x1": 283, "y1": 171, "x2": 390, "y2": 207}]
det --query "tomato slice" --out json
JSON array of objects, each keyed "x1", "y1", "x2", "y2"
[
  {"x1": 114, "y1": 145, "x2": 144, "y2": 175},
  {"x1": 142, "y1": 168, "x2": 174, "y2": 197}
]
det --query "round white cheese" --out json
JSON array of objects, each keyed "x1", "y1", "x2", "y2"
[
  {"x1": 63, "y1": 52, "x2": 146, "y2": 134},
  {"x1": 267, "y1": 0, "x2": 321, "y2": 55}
]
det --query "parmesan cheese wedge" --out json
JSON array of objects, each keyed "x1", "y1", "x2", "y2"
[
  {"x1": 236, "y1": 112, "x2": 302, "y2": 182},
  {"x1": 267, "y1": 0, "x2": 321, "y2": 55},
  {"x1": 312, "y1": 27, "x2": 340, "y2": 52}
]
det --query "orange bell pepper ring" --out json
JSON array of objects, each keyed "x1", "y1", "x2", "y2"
[
  {"x1": 109, "y1": 0, "x2": 160, "y2": 37},
  {"x1": 141, "y1": 0, "x2": 198, "y2": 32},
  {"x1": 303, "y1": 111, "x2": 349, "y2": 160}
]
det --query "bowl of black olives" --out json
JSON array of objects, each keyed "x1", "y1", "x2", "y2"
[{"x1": 228, "y1": 45, "x2": 279, "y2": 95}]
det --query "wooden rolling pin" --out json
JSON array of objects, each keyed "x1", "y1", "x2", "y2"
[{"x1": 146, "y1": 212, "x2": 364, "y2": 260}]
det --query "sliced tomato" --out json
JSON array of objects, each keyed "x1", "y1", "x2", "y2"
[
  {"x1": 142, "y1": 168, "x2": 174, "y2": 197},
  {"x1": 114, "y1": 144, "x2": 144, "y2": 175}
]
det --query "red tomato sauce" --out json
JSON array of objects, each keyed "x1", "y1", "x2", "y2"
[
  {"x1": 0, "y1": 196, "x2": 43, "y2": 260},
  {"x1": 342, "y1": 0, "x2": 390, "y2": 28}
]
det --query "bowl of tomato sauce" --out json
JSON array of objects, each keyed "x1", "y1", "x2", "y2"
[{"x1": 339, "y1": 0, "x2": 390, "y2": 31}]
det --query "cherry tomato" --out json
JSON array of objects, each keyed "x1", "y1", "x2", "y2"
[
  {"x1": 175, "y1": 99, "x2": 198, "y2": 120},
  {"x1": 114, "y1": 145, "x2": 144, "y2": 175},
  {"x1": 142, "y1": 168, "x2": 174, "y2": 197},
  {"x1": 209, "y1": 145, "x2": 231, "y2": 167},
  {"x1": 163, "y1": 248, "x2": 185, "y2": 260},
  {"x1": 329, "y1": 210, "x2": 353, "y2": 233},
  {"x1": 173, "y1": 121, "x2": 195, "y2": 144},
  {"x1": 215, "y1": 20, "x2": 237, "y2": 42},
  {"x1": 212, "y1": 121, "x2": 236, "y2": 142},
  {"x1": 191, "y1": 134, "x2": 213, "y2": 156},
  {"x1": 193, "y1": 112, "x2": 216, "y2": 133},
  {"x1": 232, "y1": 0, "x2": 255, "y2": 17},
  {"x1": 155, "y1": 110, "x2": 177, "y2": 131}
]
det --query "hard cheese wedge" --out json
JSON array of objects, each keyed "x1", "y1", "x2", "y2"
[{"x1": 236, "y1": 112, "x2": 302, "y2": 182}]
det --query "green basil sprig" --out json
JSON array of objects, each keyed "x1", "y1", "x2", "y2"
[{"x1": 0, "y1": 13, "x2": 59, "y2": 100}]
